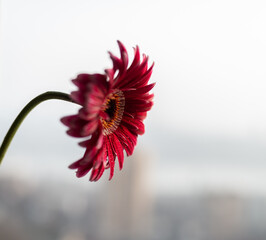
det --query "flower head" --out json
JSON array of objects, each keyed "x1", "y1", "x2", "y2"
[{"x1": 61, "y1": 41, "x2": 155, "y2": 181}]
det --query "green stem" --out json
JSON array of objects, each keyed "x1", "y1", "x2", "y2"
[{"x1": 0, "y1": 91, "x2": 75, "y2": 165}]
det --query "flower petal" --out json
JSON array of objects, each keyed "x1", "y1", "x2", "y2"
[
  {"x1": 111, "y1": 134, "x2": 124, "y2": 170},
  {"x1": 106, "y1": 138, "x2": 115, "y2": 180}
]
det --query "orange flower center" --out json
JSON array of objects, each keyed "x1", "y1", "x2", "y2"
[{"x1": 100, "y1": 90, "x2": 125, "y2": 135}]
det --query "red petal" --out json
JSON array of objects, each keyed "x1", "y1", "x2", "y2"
[
  {"x1": 117, "y1": 126, "x2": 137, "y2": 156},
  {"x1": 132, "y1": 63, "x2": 154, "y2": 88},
  {"x1": 125, "y1": 101, "x2": 153, "y2": 113},
  {"x1": 120, "y1": 125, "x2": 137, "y2": 145},
  {"x1": 128, "y1": 46, "x2": 140, "y2": 72},
  {"x1": 117, "y1": 40, "x2": 128, "y2": 69},
  {"x1": 108, "y1": 51, "x2": 123, "y2": 72},
  {"x1": 105, "y1": 68, "x2": 114, "y2": 85},
  {"x1": 115, "y1": 130, "x2": 132, "y2": 156},
  {"x1": 79, "y1": 134, "x2": 103, "y2": 153},
  {"x1": 119, "y1": 56, "x2": 149, "y2": 89},
  {"x1": 81, "y1": 119, "x2": 99, "y2": 136},
  {"x1": 69, "y1": 159, "x2": 83, "y2": 169},
  {"x1": 78, "y1": 108, "x2": 98, "y2": 121},
  {"x1": 89, "y1": 167, "x2": 100, "y2": 181},
  {"x1": 91, "y1": 163, "x2": 105, "y2": 181},
  {"x1": 72, "y1": 74, "x2": 108, "y2": 92},
  {"x1": 106, "y1": 137, "x2": 116, "y2": 180},
  {"x1": 72, "y1": 74, "x2": 91, "y2": 89},
  {"x1": 122, "y1": 117, "x2": 145, "y2": 135},
  {"x1": 76, "y1": 162, "x2": 93, "y2": 178},
  {"x1": 135, "y1": 112, "x2": 147, "y2": 120},
  {"x1": 61, "y1": 115, "x2": 91, "y2": 137},
  {"x1": 123, "y1": 83, "x2": 155, "y2": 97},
  {"x1": 126, "y1": 98, "x2": 149, "y2": 105},
  {"x1": 70, "y1": 91, "x2": 85, "y2": 105},
  {"x1": 111, "y1": 134, "x2": 124, "y2": 170}
]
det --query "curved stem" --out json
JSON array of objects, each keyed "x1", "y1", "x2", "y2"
[{"x1": 0, "y1": 91, "x2": 75, "y2": 165}]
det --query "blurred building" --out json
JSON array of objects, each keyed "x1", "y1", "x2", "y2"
[{"x1": 99, "y1": 149, "x2": 154, "y2": 240}]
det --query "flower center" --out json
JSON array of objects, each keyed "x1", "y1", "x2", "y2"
[{"x1": 100, "y1": 90, "x2": 125, "y2": 135}]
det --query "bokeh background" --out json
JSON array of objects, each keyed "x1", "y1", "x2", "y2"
[{"x1": 1, "y1": 0, "x2": 266, "y2": 239}]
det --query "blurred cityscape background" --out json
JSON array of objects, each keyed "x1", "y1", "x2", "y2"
[{"x1": 1, "y1": 0, "x2": 266, "y2": 239}]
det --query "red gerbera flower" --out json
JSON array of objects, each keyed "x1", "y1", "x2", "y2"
[{"x1": 61, "y1": 41, "x2": 155, "y2": 181}]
